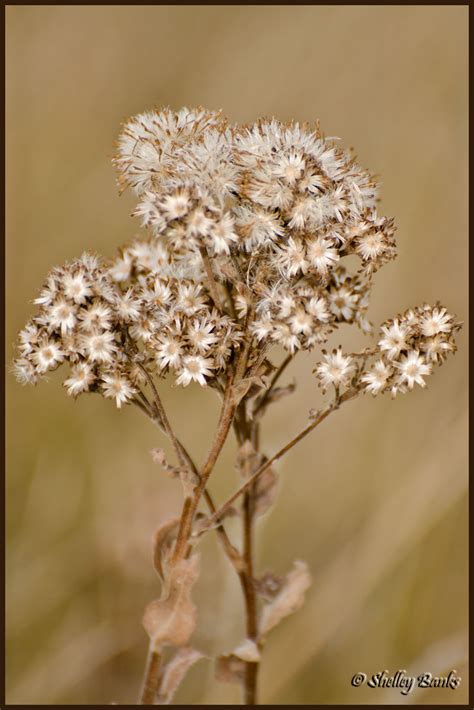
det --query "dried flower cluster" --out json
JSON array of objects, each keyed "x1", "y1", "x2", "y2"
[
  {"x1": 15, "y1": 107, "x2": 441, "y2": 402},
  {"x1": 316, "y1": 303, "x2": 461, "y2": 396},
  {"x1": 12, "y1": 107, "x2": 461, "y2": 706}
]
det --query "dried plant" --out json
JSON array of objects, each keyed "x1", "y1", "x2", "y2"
[{"x1": 12, "y1": 107, "x2": 461, "y2": 705}]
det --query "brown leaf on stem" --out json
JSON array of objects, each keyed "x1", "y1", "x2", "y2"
[
  {"x1": 143, "y1": 554, "x2": 200, "y2": 650},
  {"x1": 236, "y1": 439, "x2": 256, "y2": 470},
  {"x1": 215, "y1": 655, "x2": 245, "y2": 685},
  {"x1": 215, "y1": 639, "x2": 260, "y2": 685},
  {"x1": 233, "y1": 638, "x2": 261, "y2": 662},
  {"x1": 258, "y1": 560, "x2": 312, "y2": 638},
  {"x1": 179, "y1": 470, "x2": 200, "y2": 499},
  {"x1": 152, "y1": 517, "x2": 181, "y2": 580},
  {"x1": 254, "y1": 570, "x2": 285, "y2": 601},
  {"x1": 156, "y1": 646, "x2": 205, "y2": 704},
  {"x1": 266, "y1": 382, "x2": 296, "y2": 403}
]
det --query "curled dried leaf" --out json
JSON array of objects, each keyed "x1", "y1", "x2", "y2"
[
  {"x1": 259, "y1": 560, "x2": 312, "y2": 639},
  {"x1": 143, "y1": 554, "x2": 200, "y2": 650},
  {"x1": 153, "y1": 517, "x2": 181, "y2": 580},
  {"x1": 255, "y1": 570, "x2": 285, "y2": 601},
  {"x1": 232, "y1": 638, "x2": 261, "y2": 663},
  {"x1": 215, "y1": 638, "x2": 260, "y2": 686},
  {"x1": 156, "y1": 646, "x2": 205, "y2": 705}
]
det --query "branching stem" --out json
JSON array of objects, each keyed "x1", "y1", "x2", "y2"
[
  {"x1": 136, "y1": 363, "x2": 243, "y2": 572},
  {"x1": 209, "y1": 388, "x2": 359, "y2": 526}
]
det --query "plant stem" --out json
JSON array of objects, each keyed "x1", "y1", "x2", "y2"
[
  {"x1": 139, "y1": 646, "x2": 161, "y2": 705},
  {"x1": 210, "y1": 388, "x2": 359, "y2": 526},
  {"x1": 234, "y1": 407, "x2": 260, "y2": 704},
  {"x1": 136, "y1": 365, "x2": 243, "y2": 573},
  {"x1": 135, "y1": 382, "x2": 244, "y2": 706},
  {"x1": 242, "y1": 472, "x2": 258, "y2": 703},
  {"x1": 170, "y1": 319, "x2": 255, "y2": 565},
  {"x1": 171, "y1": 383, "x2": 237, "y2": 564}
]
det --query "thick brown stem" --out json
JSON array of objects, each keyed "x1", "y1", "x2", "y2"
[
  {"x1": 235, "y1": 410, "x2": 260, "y2": 704},
  {"x1": 170, "y1": 319, "x2": 255, "y2": 565},
  {"x1": 171, "y1": 387, "x2": 237, "y2": 564},
  {"x1": 136, "y1": 362, "x2": 242, "y2": 571},
  {"x1": 139, "y1": 646, "x2": 161, "y2": 705}
]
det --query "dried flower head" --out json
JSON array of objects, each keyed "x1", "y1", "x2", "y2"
[{"x1": 314, "y1": 303, "x2": 461, "y2": 398}]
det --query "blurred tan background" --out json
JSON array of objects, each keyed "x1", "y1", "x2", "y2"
[{"x1": 6, "y1": 5, "x2": 468, "y2": 705}]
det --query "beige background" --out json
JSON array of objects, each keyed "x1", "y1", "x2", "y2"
[{"x1": 6, "y1": 5, "x2": 468, "y2": 705}]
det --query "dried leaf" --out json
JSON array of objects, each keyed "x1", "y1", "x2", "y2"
[
  {"x1": 215, "y1": 638, "x2": 260, "y2": 685},
  {"x1": 152, "y1": 518, "x2": 180, "y2": 580},
  {"x1": 267, "y1": 381, "x2": 296, "y2": 404},
  {"x1": 156, "y1": 647, "x2": 205, "y2": 704},
  {"x1": 143, "y1": 554, "x2": 200, "y2": 650},
  {"x1": 236, "y1": 439, "x2": 256, "y2": 468},
  {"x1": 179, "y1": 470, "x2": 200, "y2": 498},
  {"x1": 253, "y1": 457, "x2": 277, "y2": 517},
  {"x1": 233, "y1": 638, "x2": 261, "y2": 663},
  {"x1": 246, "y1": 376, "x2": 269, "y2": 399},
  {"x1": 255, "y1": 571, "x2": 285, "y2": 601},
  {"x1": 236, "y1": 440, "x2": 278, "y2": 517},
  {"x1": 192, "y1": 507, "x2": 238, "y2": 539},
  {"x1": 259, "y1": 358, "x2": 277, "y2": 378},
  {"x1": 259, "y1": 560, "x2": 312, "y2": 638},
  {"x1": 215, "y1": 654, "x2": 245, "y2": 685}
]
